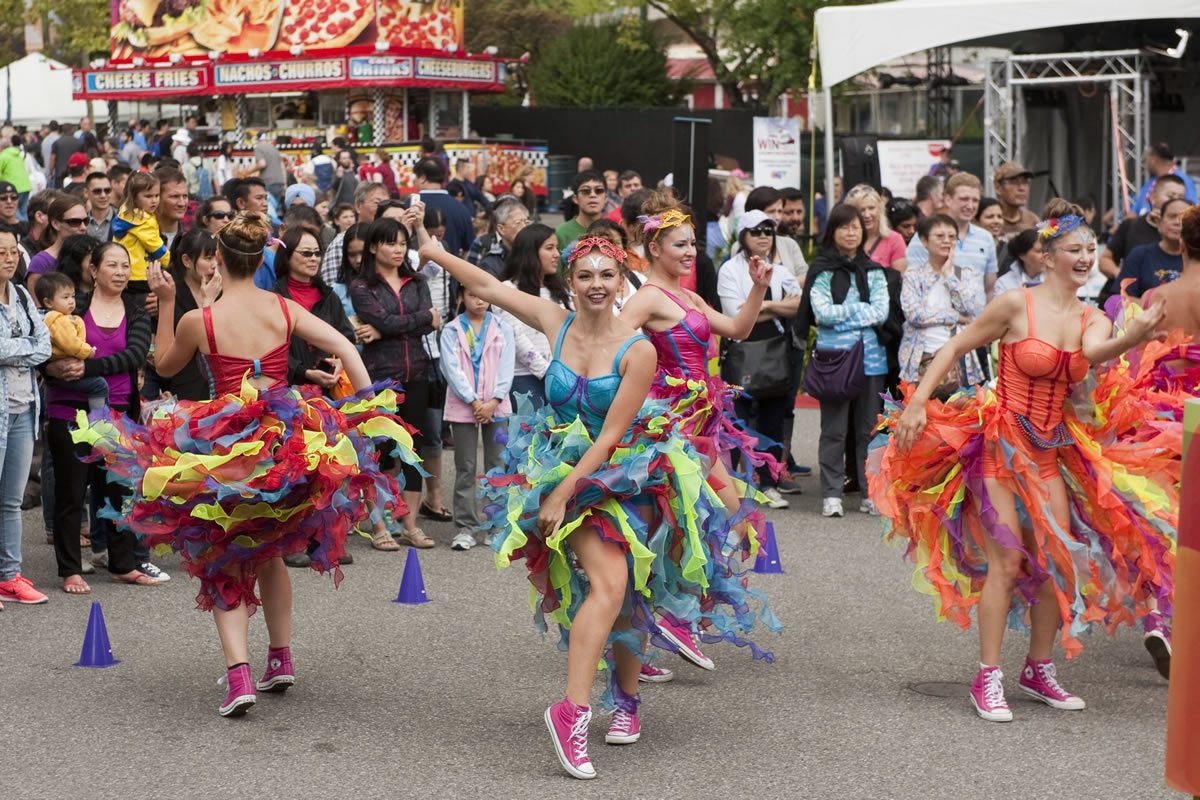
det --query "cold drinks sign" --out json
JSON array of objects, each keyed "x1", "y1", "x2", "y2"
[{"x1": 753, "y1": 117, "x2": 801, "y2": 189}]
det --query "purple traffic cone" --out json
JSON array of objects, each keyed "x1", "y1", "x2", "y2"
[
  {"x1": 75, "y1": 601, "x2": 120, "y2": 668},
  {"x1": 393, "y1": 548, "x2": 430, "y2": 604},
  {"x1": 753, "y1": 522, "x2": 784, "y2": 574}
]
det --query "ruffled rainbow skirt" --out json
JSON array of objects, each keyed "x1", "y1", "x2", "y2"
[
  {"x1": 867, "y1": 385, "x2": 1176, "y2": 658},
  {"x1": 73, "y1": 378, "x2": 420, "y2": 612},
  {"x1": 479, "y1": 397, "x2": 780, "y2": 662}
]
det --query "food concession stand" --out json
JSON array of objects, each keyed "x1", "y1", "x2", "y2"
[{"x1": 70, "y1": 0, "x2": 548, "y2": 194}]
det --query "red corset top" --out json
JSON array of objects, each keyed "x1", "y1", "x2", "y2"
[
  {"x1": 995, "y1": 289, "x2": 1091, "y2": 431},
  {"x1": 203, "y1": 294, "x2": 292, "y2": 396}
]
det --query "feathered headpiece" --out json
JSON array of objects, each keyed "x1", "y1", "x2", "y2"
[
  {"x1": 566, "y1": 236, "x2": 627, "y2": 267},
  {"x1": 637, "y1": 208, "x2": 692, "y2": 241},
  {"x1": 1037, "y1": 214, "x2": 1084, "y2": 241}
]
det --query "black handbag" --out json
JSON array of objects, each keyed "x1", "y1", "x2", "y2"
[
  {"x1": 721, "y1": 335, "x2": 793, "y2": 398},
  {"x1": 803, "y1": 339, "x2": 866, "y2": 403}
]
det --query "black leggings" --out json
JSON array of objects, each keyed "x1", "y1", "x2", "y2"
[
  {"x1": 733, "y1": 393, "x2": 789, "y2": 488},
  {"x1": 390, "y1": 379, "x2": 430, "y2": 491},
  {"x1": 47, "y1": 416, "x2": 136, "y2": 577}
]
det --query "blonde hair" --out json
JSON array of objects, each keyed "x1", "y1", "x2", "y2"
[{"x1": 843, "y1": 183, "x2": 892, "y2": 236}]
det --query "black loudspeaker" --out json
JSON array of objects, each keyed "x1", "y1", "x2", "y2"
[
  {"x1": 841, "y1": 135, "x2": 881, "y2": 192},
  {"x1": 673, "y1": 116, "x2": 712, "y2": 250}
]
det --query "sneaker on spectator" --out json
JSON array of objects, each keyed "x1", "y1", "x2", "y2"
[
  {"x1": 451, "y1": 532, "x2": 476, "y2": 551},
  {"x1": 91, "y1": 550, "x2": 109, "y2": 568},
  {"x1": 859, "y1": 499, "x2": 879, "y2": 516},
  {"x1": 822, "y1": 498, "x2": 844, "y2": 518},
  {"x1": 138, "y1": 562, "x2": 171, "y2": 582},
  {"x1": 0, "y1": 575, "x2": 48, "y2": 605},
  {"x1": 788, "y1": 464, "x2": 812, "y2": 477},
  {"x1": 282, "y1": 552, "x2": 311, "y2": 569},
  {"x1": 761, "y1": 488, "x2": 789, "y2": 509},
  {"x1": 81, "y1": 559, "x2": 95, "y2": 575},
  {"x1": 776, "y1": 476, "x2": 803, "y2": 495}
]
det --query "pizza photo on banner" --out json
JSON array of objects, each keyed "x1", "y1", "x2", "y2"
[{"x1": 111, "y1": 0, "x2": 464, "y2": 59}]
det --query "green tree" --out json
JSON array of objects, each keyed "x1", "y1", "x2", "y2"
[
  {"x1": 29, "y1": 0, "x2": 110, "y2": 67},
  {"x1": 574, "y1": 0, "x2": 874, "y2": 108},
  {"x1": 529, "y1": 20, "x2": 684, "y2": 107},
  {"x1": 0, "y1": 0, "x2": 27, "y2": 68},
  {"x1": 464, "y1": 0, "x2": 572, "y2": 104}
]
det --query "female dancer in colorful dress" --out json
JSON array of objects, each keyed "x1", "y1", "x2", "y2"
[
  {"x1": 617, "y1": 192, "x2": 776, "y2": 670},
  {"x1": 74, "y1": 212, "x2": 418, "y2": 717},
  {"x1": 869, "y1": 213, "x2": 1176, "y2": 722},
  {"x1": 414, "y1": 204, "x2": 776, "y2": 780}
]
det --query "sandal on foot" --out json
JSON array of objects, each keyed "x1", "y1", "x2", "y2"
[
  {"x1": 395, "y1": 527, "x2": 435, "y2": 548},
  {"x1": 112, "y1": 571, "x2": 159, "y2": 587},
  {"x1": 418, "y1": 503, "x2": 453, "y2": 522},
  {"x1": 62, "y1": 575, "x2": 92, "y2": 595},
  {"x1": 371, "y1": 529, "x2": 401, "y2": 551}
]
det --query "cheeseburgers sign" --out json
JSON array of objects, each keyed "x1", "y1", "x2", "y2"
[{"x1": 111, "y1": 0, "x2": 463, "y2": 59}]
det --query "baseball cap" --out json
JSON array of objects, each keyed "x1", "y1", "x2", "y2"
[
  {"x1": 68, "y1": 152, "x2": 90, "y2": 169},
  {"x1": 738, "y1": 209, "x2": 776, "y2": 234},
  {"x1": 995, "y1": 161, "x2": 1034, "y2": 182},
  {"x1": 0, "y1": 181, "x2": 17, "y2": 196}
]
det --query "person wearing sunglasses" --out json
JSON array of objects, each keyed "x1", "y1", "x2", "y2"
[
  {"x1": 197, "y1": 196, "x2": 235, "y2": 235},
  {"x1": 25, "y1": 195, "x2": 87, "y2": 298},
  {"x1": 555, "y1": 170, "x2": 608, "y2": 253},
  {"x1": 84, "y1": 172, "x2": 116, "y2": 242},
  {"x1": 0, "y1": 136, "x2": 32, "y2": 222}
]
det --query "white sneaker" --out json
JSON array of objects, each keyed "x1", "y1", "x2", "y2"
[
  {"x1": 761, "y1": 488, "x2": 789, "y2": 509},
  {"x1": 91, "y1": 550, "x2": 109, "y2": 568},
  {"x1": 822, "y1": 498, "x2": 844, "y2": 518},
  {"x1": 139, "y1": 562, "x2": 171, "y2": 582},
  {"x1": 450, "y1": 532, "x2": 476, "y2": 551},
  {"x1": 859, "y1": 499, "x2": 879, "y2": 516}
]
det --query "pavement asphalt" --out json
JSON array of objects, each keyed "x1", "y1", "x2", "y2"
[{"x1": 0, "y1": 409, "x2": 1184, "y2": 800}]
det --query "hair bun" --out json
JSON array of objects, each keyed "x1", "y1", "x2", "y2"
[
  {"x1": 1182, "y1": 204, "x2": 1200, "y2": 258},
  {"x1": 222, "y1": 211, "x2": 271, "y2": 245}
]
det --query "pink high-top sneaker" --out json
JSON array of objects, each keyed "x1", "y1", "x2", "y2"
[
  {"x1": 545, "y1": 698, "x2": 595, "y2": 779},
  {"x1": 219, "y1": 664, "x2": 256, "y2": 718},
  {"x1": 969, "y1": 664, "x2": 1012, "y2": 722},
  {"x1": 256, "y1": 646, "x2": 296, "y2": 693},
  {"x1": 1018, "y1": 657, "x2": 1086, "y2": 710}
]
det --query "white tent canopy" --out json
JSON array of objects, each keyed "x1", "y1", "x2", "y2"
[
  {"x1": 1, "y1": 53, "x2": 91, "y2": 127},
  {"x1": 814, "y1": 0, "x2": 1198, "y2": 88}
]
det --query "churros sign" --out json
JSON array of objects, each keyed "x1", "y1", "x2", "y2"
[{"x1": 109, "y1": 0, "x2": 464, "y2": 60}]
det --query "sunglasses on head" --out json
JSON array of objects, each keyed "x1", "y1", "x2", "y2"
[{"x1": 746, "y1": 226, "x2": 775, "y2": 237}]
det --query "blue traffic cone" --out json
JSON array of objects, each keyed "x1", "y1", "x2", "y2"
[
  {"x1": 75, "y1": 601, "x2": 120, "y2": 668},
  {"x1": 753, "y1": 522, "x2": 784, "y2": 574},
  {"x1": 393, "y1": 548, "x2": 430, "y2": 604}
]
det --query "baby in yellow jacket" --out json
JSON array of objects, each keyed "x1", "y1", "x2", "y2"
[{"x1": 34, "y1": 272, "x2": 109, "y2": 410}]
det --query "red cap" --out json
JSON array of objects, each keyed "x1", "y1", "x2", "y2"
[{"x1": 68, "y1": 152, "x2": 90, "y2": 169}]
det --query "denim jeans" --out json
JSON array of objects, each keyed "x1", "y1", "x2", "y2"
[{"x1": 0, "y1": 406, "x2": 36, "y2": 581}]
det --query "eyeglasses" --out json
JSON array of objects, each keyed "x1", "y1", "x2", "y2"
[
  {"x1": 61, "y1": 217, "x2": 88, "y2": 227},
  {"x1": 90, "y1": 187, "x2": 112, "y2": 195},
  {"x1": 0, "y1": 194, "x2": 16, "y2": 202},
  {"x1": 207, "y1": 211, "x2": 233, "y2": 220},
  {"x1": 295, "y1": 249, "x2": 321, "y2": 259},
  {"x1": 746, "y1": 226, "x2": 775, "y2": 237},
  {"x1": 576, "y1": 186, "x2": 606, "y2": 197}
]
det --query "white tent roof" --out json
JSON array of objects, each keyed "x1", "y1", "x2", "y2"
[
  {"x1": 0, "y1": 53, "x2": 91, "y2": 127},
  {"x1": 815, "y1": 0, "x2": 1200, "y2": 87}
]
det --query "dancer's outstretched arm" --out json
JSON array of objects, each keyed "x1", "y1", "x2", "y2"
[
  {"x1": 411, "y1": 202, "x2": 568, "y2": 337},
  {"x1": 1082, "y1": 296, "x2": 1165, "y2": 365}
]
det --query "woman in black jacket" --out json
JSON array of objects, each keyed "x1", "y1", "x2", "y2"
[
  {"x1": 349, "y1": 217, "x2": 438, "y2": 549},
  {"x1": 271, "y1": 226, "x2": 355, "y2": 390}
]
